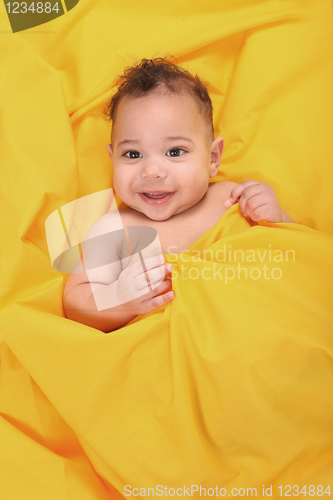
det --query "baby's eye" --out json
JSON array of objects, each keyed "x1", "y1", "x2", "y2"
[
  {"x1": 123, "y1": 150, "x2": 143, "y2": 159},
  {"x1": 166, "y1": 148, "x2": 186, "y2": 157}
]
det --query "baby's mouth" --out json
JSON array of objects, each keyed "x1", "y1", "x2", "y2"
[
  {"x1": 139, "y1": 191, "x2": 175, "y2": 205},
  {"x1": 143, "y1": 192, "x2": 171, "y2": 199}
]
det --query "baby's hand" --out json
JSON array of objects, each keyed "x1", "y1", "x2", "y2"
[
  {"x1": 224, "y1": 180, "x2": 284, "y2": 223},
  {"x1": 117, "y1": 255, "x2": 174, "y2": 315}
]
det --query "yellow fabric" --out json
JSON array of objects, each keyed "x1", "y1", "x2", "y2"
[{"x1": 0, "y1": 0, "x2": 333, "y2": 498}]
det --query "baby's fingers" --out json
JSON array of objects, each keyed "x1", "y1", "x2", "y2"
[
  {"x1": 224, "y1": 180, "x2": 262, "y2": 209},
  {"x1": 133, "y1": 262, "x2": 170, "y2": 291},
  {"x1": 143, "y1": 291, "x2": 175, "y2": 314},
  {"x1": 129, "y1": 255, "x2": 165, "y2": 279},
  {"x1": 239, "y1": 192, "x2": 266, "y2": 218},
  {"x1": 224, "y1": 195, "x2": 240, "y2": 209},
  {"x1": 143, "y1": 255, "x2": 166, "y2": 272},
  {"x1": 146, "y1": 263, "x2": 172, "y2": 287}
]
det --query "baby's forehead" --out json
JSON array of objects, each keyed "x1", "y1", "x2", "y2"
[
  {"x1": 122, "y1": 87, "x2": 198, "y2": 109},
  {"x1": 111, "y1": 86, "x2": 212, "y2": 142},
  {"x1": 114, "y1": 90, "x2": 204, "y2": 130}
]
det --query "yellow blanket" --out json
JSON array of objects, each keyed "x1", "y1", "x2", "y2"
[{"x1": 1, "y1": 0, "x2": 333, "y2": 498}]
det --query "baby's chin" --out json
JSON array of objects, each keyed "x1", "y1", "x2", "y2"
[
  {"x1": 128, "y1": 199, "x2": 204, "y2": 221},
  {"x1": 130, "y1": 205, "x2": 174, "y2": 221}
]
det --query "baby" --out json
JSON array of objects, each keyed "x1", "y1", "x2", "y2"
[{"x1": 63, "y1": 57, "x2": 296, "y2": 333}]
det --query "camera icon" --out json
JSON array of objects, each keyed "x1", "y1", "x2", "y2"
[
  {"x1": 45, "y1": 189, "x2": 164, "y2": 310},
  {"x1": 4, "y1": 0, "x2": 79, "y2": 33}
]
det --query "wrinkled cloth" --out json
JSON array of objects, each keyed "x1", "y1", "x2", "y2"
[{"x1": 0, "y1": 0, "x2": 333, "y2": 498}]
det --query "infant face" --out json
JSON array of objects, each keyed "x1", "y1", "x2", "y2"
[{"x1": 107, "y1": 90, "x2": 223, "y2": 221}]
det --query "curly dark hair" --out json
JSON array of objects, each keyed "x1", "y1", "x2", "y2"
[{"x1": 103, "y1": 56, "x2": 214, "y2": 142}]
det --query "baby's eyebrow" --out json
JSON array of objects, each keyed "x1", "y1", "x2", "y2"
[
  {"x1": 117, "y1": 139, "x2": 140, "y2": 147},
  {"x1": 166, "y1": 136, "x2": 194, "y2": 144},
  {"x1": 117, "y1": 136, "x2": 194, "y2": 148}
]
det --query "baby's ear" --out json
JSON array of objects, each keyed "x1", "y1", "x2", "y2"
[
  {"x1": 107, "y1": 144, "x2": 113, "y2": 159},
  {"x1": 210, "y1": 136, "x2": 224, "y2": 176},
  {"x1": 214, "y1": 136, "x2": 224, "y2": 157}
]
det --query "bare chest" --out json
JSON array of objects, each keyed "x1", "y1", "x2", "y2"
[
  {"x1": 150, "y1": 212, "x2": 221, "y2": 254},
  {"x1": 118, "y1": 181, "x2": 235, "y2": 254}
]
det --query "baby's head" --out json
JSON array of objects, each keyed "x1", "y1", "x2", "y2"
[{"x1": 104, "y1": 57, "x2": 224, "y2": 221}]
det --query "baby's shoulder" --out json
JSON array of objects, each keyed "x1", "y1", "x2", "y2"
[
  {"x1": 209, "y1": 180, "x2": 238, "y2": 199},
  {"x1": 82, "y1": 210, "x2": 133, "y2": 264},
  {"x1": 210, "y1": 179, "x2": 238, "y2": 190},
  {"x1": 84, "y1": 210, "x2": 124, "y2": 241}
]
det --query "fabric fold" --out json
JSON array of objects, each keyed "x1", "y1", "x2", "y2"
[{"x1": 1, "y1": 0, "x2": 332, "y2": 497}]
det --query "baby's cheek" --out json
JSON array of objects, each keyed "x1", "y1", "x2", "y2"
[{"x1": 113, "y1": 175, "x2": 126, "y2": 193}]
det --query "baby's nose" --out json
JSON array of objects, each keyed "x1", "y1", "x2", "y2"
[{"x1": 141, "y1": 162, "x2": 167, "y2": 179}]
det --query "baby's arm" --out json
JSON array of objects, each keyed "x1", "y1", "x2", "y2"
[
  {"x1": 224, "y1": 180, "x2": 296, "y2": 223},
  {"x1": 63, "y1": 268, "x2": 137, "y2": 333},
  {"x1": 63, "y1": 214, "x2": 173, "y2": 333},
  {"x1": 63, "y1": 213, "x2": 134, "y2": 332}
]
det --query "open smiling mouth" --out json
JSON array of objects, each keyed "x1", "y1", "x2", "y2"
[{"x1": 139, "y1": 192, "x2": 175, "y2": 205}]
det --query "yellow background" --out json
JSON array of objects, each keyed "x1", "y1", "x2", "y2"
[{"x1": 0, "y1": 1, "x2": 332, "y2": 498}]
